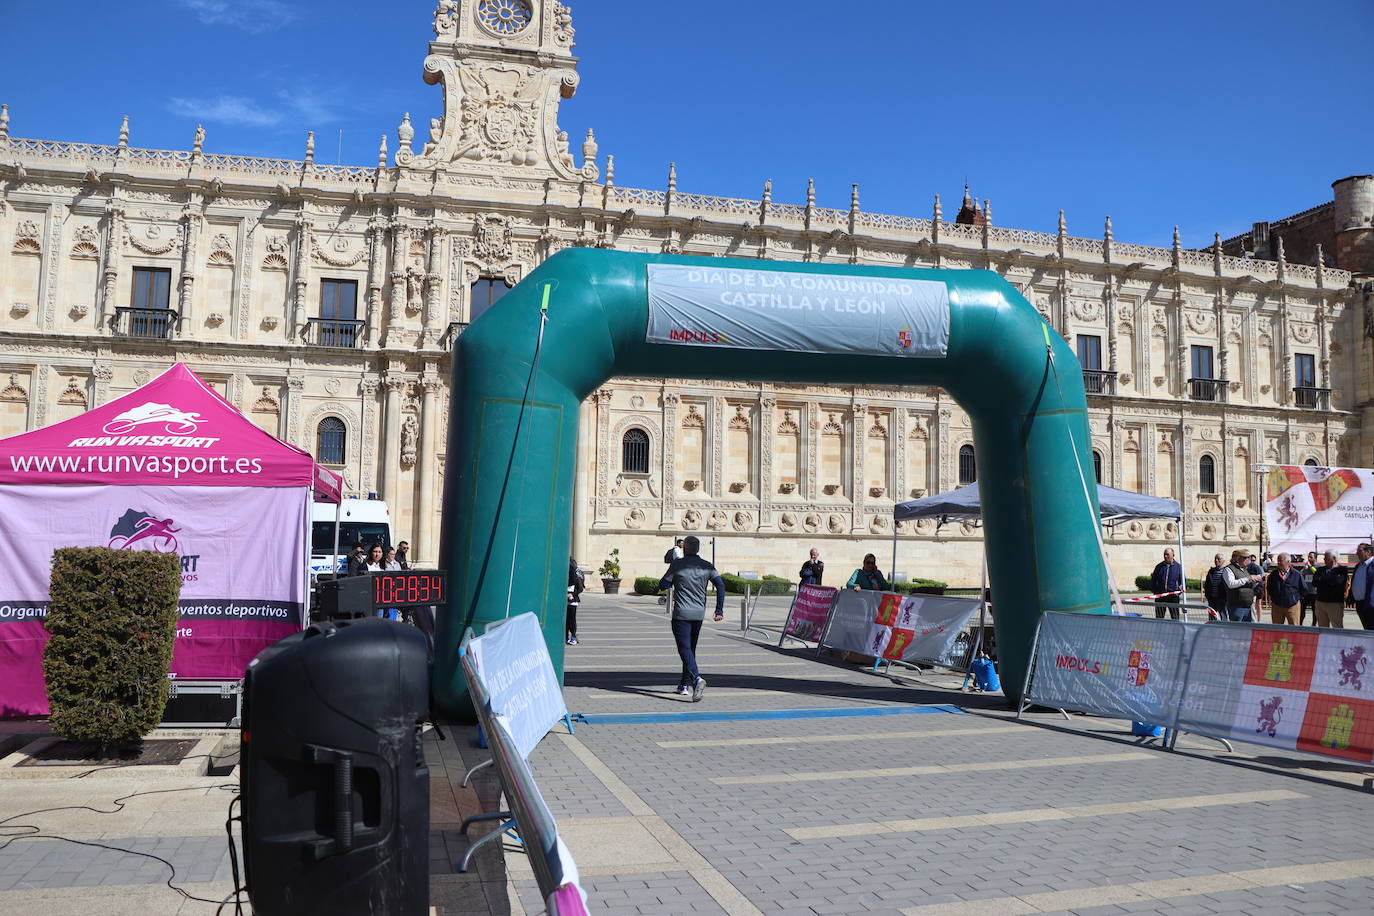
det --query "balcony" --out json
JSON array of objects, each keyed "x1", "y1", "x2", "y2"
[
  {"x1": 1187, "y1": 377, "x2": 1229, "y2": 402},
  {"x1": 114, "y1": 307, "x2": 179, "y2": 340},
  {"x1": 1293, "y1": 386, "x2": 1331, "y2": 410},
  {"x1": 305, "y1": 318, "x2": 365, "y2": 348},
  {"x1": 1082, "y1": 369, "x2": 1117, "y2": 395}
]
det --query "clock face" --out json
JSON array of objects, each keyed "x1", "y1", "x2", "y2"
[{"x1": 477, "y1": 0, "x2": 533, "y2": 36}]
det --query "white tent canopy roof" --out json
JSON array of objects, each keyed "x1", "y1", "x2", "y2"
[{"x1": 893, "y1": 481, "x2": 1180, "y2": 524}]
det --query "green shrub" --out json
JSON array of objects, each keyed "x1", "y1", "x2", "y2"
[
  {"x1": 43, "y1": 547, "x2": 182, "y2": 746},
  {"x1": 1132, "y1": 575, "x2": 1202, "y2": 592},
  {"x1": 891, "y1": 579, "x2": 948, "y2": 594},
  {"x1": 720, "y1": 573, "x2": 792, "y2": 596},
  {"x1": 633, "y1": 576, "x2": 663, "y2": 595}
]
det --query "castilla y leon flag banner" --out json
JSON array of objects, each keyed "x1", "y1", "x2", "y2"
[{"x1": 1264, "y1": 465, "x2": 1373, "y2": 555}]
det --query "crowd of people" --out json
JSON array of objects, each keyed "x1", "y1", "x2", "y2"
[
  {"x1": 344, "y1": 540, "x2": 411, "y2": 575},
  {"x1": 1150, "y1": 546, "x2": 1374, "y2": 629}
]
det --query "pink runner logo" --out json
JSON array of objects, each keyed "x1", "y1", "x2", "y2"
[
  {"x1": 102, "y1": 402, "x2": 205, "y2": 436},
  {"x1": 108, "y1": 508, "x2": 182, "y2": 552}
]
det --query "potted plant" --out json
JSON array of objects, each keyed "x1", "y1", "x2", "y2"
[{"x1": 599, "y1": 549, "x2": 622, "y2": 594}]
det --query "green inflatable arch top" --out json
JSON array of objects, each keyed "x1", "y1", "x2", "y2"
[{"x1": 436, "y1": 248, "x2": 1108, "y2": 715}]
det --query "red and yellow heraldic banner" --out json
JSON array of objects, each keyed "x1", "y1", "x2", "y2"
[{"x1": 1264, "y1": 465, "x2": 1371, "y2": 556}]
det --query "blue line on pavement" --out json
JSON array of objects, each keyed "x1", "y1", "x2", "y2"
[{"x1": 570, "y1": 704, "x2": 964, "y2": 725}]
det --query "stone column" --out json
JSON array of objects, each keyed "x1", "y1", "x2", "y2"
[
  {"x1": 710, "y1": 396, "x2": 725, "y2": 497},
  {"x1": 178, "y1": 203, "x2": 203, "y2": 325},
  {"x1": 659, "y1": 390, "x2": 680, "y2": 529},
  {"x1": 758, "y1": 395, "x2": 776, "y2": 530},
  {"x1": 290, "y1": 212, "x2": 310, "y2": 338},
  {"x1": 359, "y1": 377, "x2": 380, "y2": 497},
  {"x1": 423, "y1": 223, "x2": 445, "y2": 348},
  {"x1": 593, "y1": 388, "x2": 612, "y2": 526},
  {"x1": 98, "y1": 201, "x2": 123, "y2": 334},
  {"x1": 383, "y1": 220, "x2": 407, "y2": 348},
  {"x1": 364, "y1": 215, "x2": 386, "y2": 348},
  {"x1": 936, "y1": 406, "x2": 953, "y2": 492},
  {"x1": 379, "y1": 375, "x2": 407, "y2": 502},
  {"x1": 285, "y1": 375, "x2": 305, "y2": 446},
  {"x1": 91, "y1": 362, "x2": 113, "y2": 407},
  {"x1": 850, "y1": 401, "x2": 867, "y2": 531},
  {"x1": 571, "y1": 399, "x2": 591, "y2": 563},
  {"x1": 417, "y1": 374, "x2": 441, "y2": 563}
]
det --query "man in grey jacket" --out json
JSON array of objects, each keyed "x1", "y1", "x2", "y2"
[{"x1": 658, "y1": 535, "x2": 725, "y2": 701}]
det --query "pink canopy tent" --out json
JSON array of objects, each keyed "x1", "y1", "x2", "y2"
[{"x1": 0, "y1": 363, "x2": 344, "y2": 717}]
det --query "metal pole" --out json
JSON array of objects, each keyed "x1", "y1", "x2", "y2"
[
  {"x1": 740, "y1": 585, "x2": 750, "y2": 631},
  {"x1": 890, "y1": 524, "x2": 898, "y2": 586},
  {"x1": 1176, "y1": 514, "x2": 1187, "y2": 622},
  {"x1": 710, "y1": 536, "x2": 715, "y2": 568}
]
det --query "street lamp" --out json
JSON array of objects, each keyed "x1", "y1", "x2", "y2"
[{"x1": 1253, "y1": 464, "x2": 1272, "y2": 557}]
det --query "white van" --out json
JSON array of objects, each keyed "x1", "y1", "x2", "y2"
[{"x1": 309, "y1": 498, "x2": 394, "y2": 581}]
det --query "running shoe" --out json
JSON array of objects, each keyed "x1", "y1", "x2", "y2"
[
  {"x1": 691, "y1": 677, "x2": 706, "y2": 702},
  {"x1": 566, "y1": 637, "x2": 578, "y2": 645},
  {"x1": 675, "y1": 686, "x2": 689, "y2": 696}
]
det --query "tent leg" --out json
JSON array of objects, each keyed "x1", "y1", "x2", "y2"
[{"x1": 890, "y1": 525, "x2": 898, "y2": 587}]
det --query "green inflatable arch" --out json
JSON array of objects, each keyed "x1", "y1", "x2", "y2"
[{"x1": 436, "y1": 248, "x2": 1108, "y2": 715}]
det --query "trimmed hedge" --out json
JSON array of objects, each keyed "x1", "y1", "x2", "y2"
[
  {"x1": 43, "y1": 547, "x2": 182, "y2": 746},
  {"x1": 633, "y1": 576, "x2": 663, "y2": 595},
  {"x1": 890, "y1": 579, "x2": 949, "y2": 594},
  {"x1": 721, "y1": 573, "x2": 792, "y2": 596},
  {"x1": 1132, "y1": 575, "x2": 1203, "y2": 592}
]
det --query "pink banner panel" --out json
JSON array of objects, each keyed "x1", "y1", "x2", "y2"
[{"x1": 0, "y1": 483, "x2": 307, "y2": 716}]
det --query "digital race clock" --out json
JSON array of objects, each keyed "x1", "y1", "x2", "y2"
[{"x1": 371, "y1": 569, "x2": 447, "y2": 609}]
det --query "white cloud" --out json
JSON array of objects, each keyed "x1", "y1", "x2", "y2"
[
  {"x1": 175, "y1": 0, "x2": 298, "y2": 33},
  {"x1": 167, "y1": 95, "x2": 285, "y2": 128}
]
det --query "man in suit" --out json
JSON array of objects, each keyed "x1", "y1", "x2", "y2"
[{"x1": 1348, "y1": 543, "x2": 1374, "y2": 630}]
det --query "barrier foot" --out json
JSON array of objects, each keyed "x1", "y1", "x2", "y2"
[
  {"x1": 461, "y1": 756, "x2": 493, "y2": 789},
  {"x1": 458, "y1": 818, "x2": 518, "y2": 872},
  {"x1": 563, "y1": 713, "x2": 575, "y2": 736},
  {"x1": 460, "y1": 809, "x2": 511, "y2": 836}
]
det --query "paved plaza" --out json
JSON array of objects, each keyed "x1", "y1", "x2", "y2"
[{"x1": 3, "y1": 592, "x2": 1374, "y2": 914}]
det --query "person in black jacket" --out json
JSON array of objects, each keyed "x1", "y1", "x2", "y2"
[
  {"x1": 1311, "y1": 550, "x2": 1349, "y2": 628},
  {"x1": 799, "y1": 548, "x2": 824, "y2": 587},
  {"x1": 1202, "y1": 553, "x2": 1227, "y2": 620},
  {"x1": 566, "y1": 556, "x2": 585, "y2": 645},
  {"x1": 1150, "y1": 548, "x2": 1183, "y2": 620},
  {"x1": 395, "y1": 540, "x2": 410, "y2": 570}
]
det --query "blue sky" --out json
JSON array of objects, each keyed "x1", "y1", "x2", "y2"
[{"x1": 5, "y1": 0, "x2": 1369, "y2": 248}]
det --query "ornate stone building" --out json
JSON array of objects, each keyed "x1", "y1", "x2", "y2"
[{"x1": 2, "y1": 0, "x2": 1371, "y2": 585}]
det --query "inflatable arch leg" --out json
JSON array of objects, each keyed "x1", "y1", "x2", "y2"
[{"x1": 436, "y1": 249, "x2": 1108, "y2": 716}]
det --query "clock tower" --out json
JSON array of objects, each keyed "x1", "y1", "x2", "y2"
[{"x1": 399, "y1": 0, "x2": 595, "y2": 182}]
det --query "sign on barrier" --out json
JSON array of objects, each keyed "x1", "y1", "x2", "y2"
[
  {"x1": 1024, "y1": 612, "x2": 1374, "y2": 766},
  {"x1": 1178, "y1": 624, "x2": 1374, "y2": 761},
  {"x1": 1025, "y1": 612, "x2": 1190, "y2": 724},
  {"x1": 822, "y1": 590, "x2": 978, "y2": 665},
  {"x1": 464, "y1": 612, "x2": 568, "y2": 760},
  {"x1": 780, "y1": 585, "x2": 836, "y2": 644}
]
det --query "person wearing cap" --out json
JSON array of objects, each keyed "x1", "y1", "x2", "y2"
[
  {"x1": 1221, "y1": 549, "x2": 1262, "y2": 622},
  {"x1": 658, "y1": 535, "x2": 725, "y2": 701}
]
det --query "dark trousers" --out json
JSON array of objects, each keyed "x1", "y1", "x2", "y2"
[
  {"x1": 1357, "y1": 601, "x2": 1374, "y2": 631},
  {"x1": 1155, "y1": 594, "x2": 1180, "y2": 620},
  {"x1": 565, "y1": 602, "x2": 578, "y2": 639},
  {"x1": 671, "y1": 617, "x2": 703, "y2": 687}
]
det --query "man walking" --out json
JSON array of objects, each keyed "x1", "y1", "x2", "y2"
[
  {"x1": 1264, "y1": 553, "x2": 1303, "y2": 626},
  {"x1": 663, "y1": 537, "x2": 685, "y2": 565},
  {"x1": 1349, "y1": 543, "x2": 1374, "y2": 630},
  {"x1": 799, "y1": 548, "x2": 825, "y2": 587},
  {"x1": 1312, "y1": 550, "x2": 1348, "y2": 628},
  {"x1": 1150, "y1": 548, "x2": 1183, "y2": 620},
  {"x1": 658, "y1": 535, "x2": 725, "y2": 701}
]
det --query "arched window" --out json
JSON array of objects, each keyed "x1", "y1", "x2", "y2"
[
  {"x1": 958, "y1": 444, "x2": 977, "y2": 485},
  {"x1": 469, "y1": 276, "x2": 512, "y2": 323},
  {"x1": 317, "y1": 417, "x2": 346, "y2": 465},
  {"x1": 1092, "y1": 450, "x2": 1103, "y2": 484},
  {"x1": 1199, "y1": 454, "x2": 1217, "y2": 494},
  {"x1": 1304, "y1": 458, "x2": 1319, "y2": 467},
  {"x1": 622, "y1": 428, "x2": 650, "y2": 474}
]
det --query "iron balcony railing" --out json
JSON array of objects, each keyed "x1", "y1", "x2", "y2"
[
  {"x1": 1081, "y1": 369, "x2": 1117, "y2": 395},
  {"x1": 1293, "y1": 386, "x2": 1331, "y2": 410},
  {"x1": 1187, "y1": 377, "x2": 1229, "y2": 402},
  {"x1": 305, "y1": 318, "x2": 366, "y2": 348},
  {"x1": 441, "y1": 321, "x2": 470, "y2": 350},
  {"x1": 114, "y1": 307, "x2": 179, "y2": 340}
]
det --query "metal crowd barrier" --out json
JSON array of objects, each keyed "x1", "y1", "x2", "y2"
[{"x1": 456, "y1": 631, "x2": 584, "y2": 912}]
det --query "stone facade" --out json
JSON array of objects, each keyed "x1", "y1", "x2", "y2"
[{"x1": 1, "y1": 0, "x2": 1370, "y2": 588}]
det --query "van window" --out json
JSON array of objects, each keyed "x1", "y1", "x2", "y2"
[{"x1": 312, "y1": 522, "x2": 391, "y2": 554}]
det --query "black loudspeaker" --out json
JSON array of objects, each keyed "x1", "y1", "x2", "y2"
[{"x1": 241, "y1": 618, "x2": 430, "y2": 915}]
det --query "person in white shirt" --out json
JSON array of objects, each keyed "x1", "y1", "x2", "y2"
[{"x1": 363, "y1": 544, "x2": 385, "y2": 572}]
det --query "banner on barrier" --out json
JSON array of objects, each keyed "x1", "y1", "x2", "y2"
[
  {"x1": 1264, "y1": 464, "x2": 1374, "y2": 556},
  {"x1": 1178, "y1": 624, "x2": 1374, "y2": 762},
  {"x1": 823, "y1": 590, "x2": 977, "y2": 665},
  {"x1": 782, "y1": 585, "x2": 836, "y2": 643},
  {"x1": 465, "y1": 612, "x2": 567, "y2": 760},
  {"x1": 1026, "y1": 612, "x2": 1190, "y2": 725}
]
